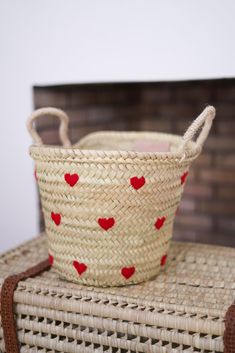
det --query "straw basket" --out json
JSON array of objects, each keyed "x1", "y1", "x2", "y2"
[{"x1": 27, "y1": 105, "x2": 215, "y2": 287}]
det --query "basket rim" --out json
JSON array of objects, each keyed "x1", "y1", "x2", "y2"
[{"x1": 29, "y1": 130, "x2": 201, "y2": 162}]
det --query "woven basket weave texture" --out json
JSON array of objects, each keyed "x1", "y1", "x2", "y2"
[{"x1": 27, "y1": 106, "x2": 215, "y2": 286}]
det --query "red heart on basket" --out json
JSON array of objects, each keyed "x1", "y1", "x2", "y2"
[
  {"x1": 98, "y1": 217, "x2": 115, "y2": 231},
  {"x1": 48, "y1": 254, "x2": 54, "y2": 266},
  {"x1": 181, "y1": 171, "x2": 189, "y2": 185},
  {"x1": 51, "y1": 212, "x2": 61, "y2": 226},
  {"x1": 64, "y1": 173, "x2": 79, "y2": 187},
  {"x1": 121, "y1": 266, "x2": 135, "y2": 279},
  {"x1": 161, "y1": 254, "x2": 167, "y2": 266},
  {"x1": 155, "y1": 217, "x2": 166, "y2": 230},
  {"x1": 73, "y1": 260, "x2": 87, "y2": 275},
  {"x1": 130, "y1": 176, "x2": 146, "y2": 190}
]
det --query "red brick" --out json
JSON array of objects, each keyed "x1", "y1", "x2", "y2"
[
  {"x1": 37, "y1": 129, "x2": 62, "y2": 145},
  {"x1": 69, "y1": 107, "x2": 121, "y2": 125},
  {"x1": 193, "y1": 154, "x2": 212, "y2": 167},
  {"x1": 35, "y1": 115, "x2": 61, "y2": 130},
  {"x1": 217, "y1": 121, "x2": 235, "y2": 135},
  {"x1": 126, "y1": 101, "x2": 157, "y2": 116},
  {"x1": 215, "y1": 154, "x2": 235, "y2": 168},
  {"x1": 204, "y1": 136, "x2": 235, "y2": 152},
  {"x1": 87, "y1": 107, "x2": 116, "y2": 123},
  {"x1": 70, "y1": 121, "x2": 128, "y2": 144},
  {"x1": 215, "y1": 85, "x2": 235, "y2": 101},
  {"x1": 80, "y1": 104, "x2": 142, "y2": 122},
  {"x1": 65, "y1": 109, "x2": 88, "y2": 125},
  {"x1": 188, "y1": 231, "x2": 235, "y2": 247},
  {"x1": 118, "y1": 104, "x2": 157, "y2": 118},
  {"x1": 139, "y1": 118, "x2": 172, "y2": 133},
  {"x1": 157, "y1": 103, "x2": 195, "y2": 119},
  {"x1": 199, "y1": 169, "x2": 235, "y2": 184},
  {"x1": 176, "y1": 229, "x2": 235, "y2": 246},
  {"x1": 217, "y1": 217, "x2": 235, "y2": 233},
  {"x1": 173, "y1": 228, "x2": 234, "y2": 245},
  {"x1": 34, "y1": 88, "x2": 69, "y2": 108},
  {"x1": 175, "y1": 120, "x2": 192, "y2": 135},
  {"x1": 214, "y1": 103, "x2": 235, "y2": 119},
  {"x1": 173, "y1": 86, "x2": 211, "y2": 101},
  {"x1": 197, "y1": 200, "x2": 235, "y2": 216},
  {"x1": 217, "y1": 186, "x2": 235, "y2": 200},
  {"x1": 70, "y1": 88, "x2": 130, "y2": 107},
  {"x1": 175, "y1": 214, "x2": 212, "y2": 230},
  {"x1": 184, "y1": 183, "x2": 213, "y2": 198},
  {"x1": 69, "y1": 90, "x2": 98, "y2": 107},
  {"x1": 70, "y1": 126, "x2": 93, "y2": 144},
  {"x1": 141, "y1": 86, "x2": 171, "y2": 103},
  {"x1": 173, "y1": 229, "x2": 197, "y2": 242}
]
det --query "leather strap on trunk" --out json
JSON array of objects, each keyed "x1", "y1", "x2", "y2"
[
  {"x1": 224, "y1": 303, "x2": 235, "y2": 353},
  {"x1": 0, "y1": 259, "x2": 50, "y2": 353}
]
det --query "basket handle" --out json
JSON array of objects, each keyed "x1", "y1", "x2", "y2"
[
  {"x1": 179, "y1": 105, "x2": 215, "y2": 153},
  {"x1": 27, "y1": 107, "x2": 72, "y2": 147}
]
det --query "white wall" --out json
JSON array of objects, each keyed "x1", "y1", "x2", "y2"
[{"x1": 1, "y1": 0, "x2": 235, "y2": 253}]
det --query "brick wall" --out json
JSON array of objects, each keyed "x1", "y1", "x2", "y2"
[{"x1": 33, "y1": 79, "x2": 235, "y2": 247}]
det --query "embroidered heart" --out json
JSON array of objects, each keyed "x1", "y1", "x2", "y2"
[
  {"x1": 73, "y1": 260, "x2": 87, "y2": 275},
  {"x1": 181, "y1": 171, "x2": 189, "y2": 185},
  {"x1": 155, "y1": 216, "x2": 166, "y2": 230},
  {"x1": 64, "y1": 173, "x2": 79, "y2": 187},
  {"x1": 161, "y1": 254, "x2": 167, "y2": 266},
  {"x1": 51, "y1": 212, "x2": 61, "y2": 226},
  {"x1": 49, "y1": 254, "x2": 54, "y2": 265},
  {"x1": 121, "y1": 266, "x2": 135, "y2": 279},
  {"x1": 98, "y1": 217, "x2": 115, "y2": 231},
  {"x1": 130, "y1": 176, "x2": 146, "y2": 190}
]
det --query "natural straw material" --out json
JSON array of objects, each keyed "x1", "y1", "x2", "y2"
[
  {"x1": 27, "y1": 106, "x2": 215, "y2": 287},
  {"x1": 1, "y1": 235, "x2": 235, "y2": 352}
]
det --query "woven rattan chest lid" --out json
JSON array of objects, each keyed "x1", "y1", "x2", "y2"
[{"x1": 0, "y1": 235, "x2": 235, "y2": 353}]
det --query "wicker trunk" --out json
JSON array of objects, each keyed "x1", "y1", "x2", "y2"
[{"x1": 0, "y1": 235, "x2": 235, "y2": 352}]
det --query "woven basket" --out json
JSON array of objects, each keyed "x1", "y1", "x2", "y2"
[{"x1": 27, "y1": 105, "x2": 215, "y2": 287}]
